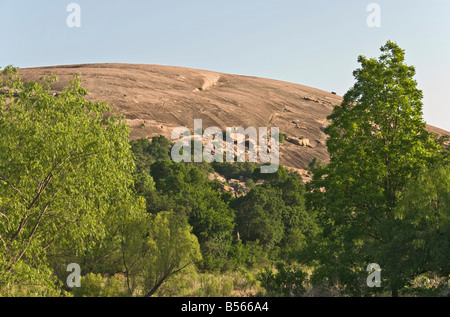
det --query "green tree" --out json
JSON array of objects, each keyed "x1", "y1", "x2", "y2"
[
  {"x1": 232, "y1": 168, "x2": 317, "y2": 256},
  {"x1": 258, "y1": 262, "x2": 307, "y2": 297},
  {"x1": 212, "y1": 161, "x2": 258, "y2": 181},
  {"x1": 388, "y1": 165, "x2": 450, "y2": 295},
  {"x1": 0, "y1": 66, "x2": 144, "y2": 296},
  {"x1": 232, "y1": 185, "x2": 285, "y2": 250},
  {"x1": 130, "y1": 136, "x2": 172, "y2": 173},
  {"x1": 307, "y1": 41, "x2": 442, "y2": 296},
  {"x1": 120, "y1": 211, "x2": 202, "y2": 297},
  {"x1": 306, "y1": 157, "x2": 322, "y2": 173},
  {"x1": 149, "y1": 160, "x2": 235, "y2": 270},
  {"x1": 252, "y1": 164, "x2": 288, "y2": 183}
]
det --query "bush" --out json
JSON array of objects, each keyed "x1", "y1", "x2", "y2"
[
  {"x1": 305, "y1": 157, "x2": 323, "y2": 172},
  {"x1": 258, "y1": 262, "x2": 307, "y2": 297},
  {"x1": 212, "y1": 161, "x2": 258, "y2": 181},
  {"x1": 229, "y1": 240, "x2": 268, "y2": 269}
]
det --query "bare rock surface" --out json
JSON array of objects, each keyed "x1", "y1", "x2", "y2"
[{"x1": 18, "y1": 63, "x2": 449, "y2": 172}]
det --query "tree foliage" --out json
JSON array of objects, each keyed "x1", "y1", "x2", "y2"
[
  {"x1": 388, "y1": 165, "x2": 450, "y2": 293},
  {"x1": 0, "y1": 67, "x2": 199, "y2": 297},
  {"x1": 120, "y1": 211, "x2": 201, "y2": 297},
  {"x1": 147, "y1": 160, "x2": 235, "y2": 270},
  {"x1": 258, "y1": 262, "x2": 307, "y2": 297},
  {"x1": 307, "y1": 41, "x2": 444, "y2": 296},
  {"x1": 0, "y1": 67, "x2": 145, "y2": 295},
  {"x1": 233, "y1": 166, "x2": 318, "y2": 253}
]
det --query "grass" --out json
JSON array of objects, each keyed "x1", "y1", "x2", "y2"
[{"x1": 155, "y1": 268, "x2": 264, "y2": 297}]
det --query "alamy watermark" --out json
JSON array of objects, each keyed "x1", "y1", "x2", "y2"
[
  {"x1": 170, "y1": 119, "x2": 280, "y2": 173},
  {"x1": 66, "y1": 3, "x2": 81, "y2": 28},
  {"x1": 367, "y1": 263, "x2": 381, "y2": 287},
  {"x1": 66, "y1": 263, "x2": 81, "y2": 288},
  {"x1": 367, "y1": 3, "x2": 381, "y2": 28}
]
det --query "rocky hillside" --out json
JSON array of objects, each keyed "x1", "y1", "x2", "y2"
[{"x1": 17, "y1": 63, "x2": 449, "y2": 179}]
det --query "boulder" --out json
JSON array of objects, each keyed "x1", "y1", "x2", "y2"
[
  {"x1": 218, "y1": 183, "x2": 234, "y2": 193},
  {"x1": 302, "y1": 138, "x2": 310, "y2": 147},
  {"x1": 286, "y1": 136, "x2": 309, "y2": 147}
]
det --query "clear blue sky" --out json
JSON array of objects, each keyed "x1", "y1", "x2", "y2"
[{"x1": 1, "y1": 0, "x2": 449, "y2": 131}]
